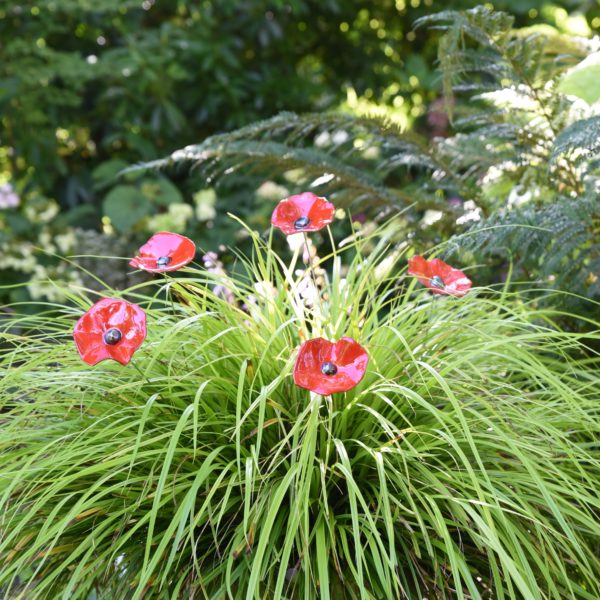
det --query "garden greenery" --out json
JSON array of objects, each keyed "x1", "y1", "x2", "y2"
[
  {"x1": 0, "y1": 0, "x2": 461, "y2": 306},
  {"x1": 2, "y1": 3, "x2": 600, "y2": 598},
  {"x1": 1, "y1": 218, "x2": 599, "y2": 598},
  {"x1": 2, "y1": 3, "x2": 599, "y2": 309},
  {"x1": 147, "y1": 6, "x2": 600, "y2": 310}
]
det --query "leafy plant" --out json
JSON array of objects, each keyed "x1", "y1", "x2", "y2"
[
  {"x1": 1, "y1": 221, "x2": 599, "y2": 598},
  {"x1": 0, "y1": 0, "x2": 453, "y2": 219},
  {"x1": 142, "y1": 6, "x2": 600, "y2": 310},
  {"x1": 3, "y1": 1, "x2": 598, "y2": 309},
  {"x1": 0, "y1": 0, "x2": 438, "y2": 309},
  {"x1": 0, "y1": 173, "x2": 188, "y2": 308},
  {"x1": 419, "y1": 7, "x2": 600, "y2": 306}
]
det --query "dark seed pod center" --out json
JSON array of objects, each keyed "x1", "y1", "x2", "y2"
[
  {"x1": 156, "y1": 255, "x2": 172, "y2": 268},
  {"x1": 103, "y1": 328, "x2": 122, "y2": 345},
  {"x1": 321, "y1": 361, "x2": 338, "y2": 376},
  {"x1": 294, "y1": 216, "x2": 310, "y2": 230},
  {"x1": 430, "y1": 275, "x2": 445, "y2": 289}
]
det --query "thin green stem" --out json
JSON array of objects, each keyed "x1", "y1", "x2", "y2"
[{"x1": 302, "y1": 232, "x2": 326, "y2": 336}]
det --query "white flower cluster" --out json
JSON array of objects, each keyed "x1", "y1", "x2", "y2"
[
  {"x1": 146, "y1": 203, "x2": 193, "y2": 233},
  {"x1": 0, "y1": 241, "x2": 37, "y2": 272},
  {"x1": 24, "y1": 199, "x2": 60, "y2": 224},
  {"x1": 27, "y1": 262, "x2": 83, "y2": 302},
  {"x1": 0, "y1": 228, "x2": 80, "y2": 302},
  {"x1": 0, "y1": 183, "x2": 20, "y2": 209}
]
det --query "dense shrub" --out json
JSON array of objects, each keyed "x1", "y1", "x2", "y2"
[
  {"x1": 1, "y1": 223, "x2": 599, "y2": 598},
  {"x1": 148, "y1": 7, "x2": 600, "y2": 315},
  {"x1": 2, "y1": 1, "x2": 598, "y2": 307}
]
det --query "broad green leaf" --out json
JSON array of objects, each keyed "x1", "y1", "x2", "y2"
[
  {"x1": 102, "y1": 185, "x2": 152, "y2": 231},
  {"x1": 557, "y1": 52, "x2": 600, "y2": 105}
]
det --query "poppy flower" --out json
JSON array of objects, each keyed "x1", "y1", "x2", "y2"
[
  {"x1": 271, "y1": 192, "x2": 335, "y2": 235},
  {"x1": 408, "y1": 255, "x2": 472, "y2": 297},
  {"x1": 73, "y1": 298, "x2": 147, "y2": 365},
  {"x1": 130, "y1": 232, "x2": 196, "y2": 273},
  {"x1": 293, "y1": 337, "x2": 368, "y2": 395}
]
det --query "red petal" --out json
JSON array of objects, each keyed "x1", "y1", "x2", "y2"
[
  {"x1": 293, "y1": 337, "x2": 368, "y2": 395},
  {"x1": 331, "y1": 337, "x2": 369, "y2": 369},
  {"x1": 271, "y1": 193, "x2": 335, "y2": 235},
  {"x1": 443, "y1": 271, "x2": 472, "y2": 297},
  {"x1": 73, "y1": 330, "x2": 112, "y2": 365},
  {"x1": 307, "y1": 197, "x2": 335, "y2": 229},
  {"x1": 428, "y1": 258, "x2": 453, "y2": 279},
  {"x1": 408, "y1": 255, "x2": 472, "y2": 297},
  {"x1": 407, "y1": 255, "x2": 433, "y2": 289},
  {"x1": 131, "y1": 232, "x2": 196, "y2": 273},
  {"x1": 73, "y1": 298, "x2": 147, "y2": 365},
  {"x1": 271, "y1": 201, "x2": 301, "y2": 234},
  {"x1": 407, "y1": 255, "x2": 429, "y2": 278}
]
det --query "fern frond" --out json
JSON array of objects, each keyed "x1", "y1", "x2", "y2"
[
  {"x1": 182, "y1": 138, "x2": 408, "y2": 207},
  {"x1": 550, "y1": 116, "x2": 600, "y2": 167},
  {"x1": 131, "y1": 112, "x2": 446, "y2": 210},
  {"x1": 416, "y1": 6, "x2": 516, "y2": 107},
  {"x1": 449, "y1": 194, "x2": 600, "y2": 300}
]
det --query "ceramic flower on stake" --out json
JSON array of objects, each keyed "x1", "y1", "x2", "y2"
[
  {"x1": 271, "y1": 192, "x2": 335, "y2": 235},
  {"x1": 130, "y1": 232, "x2": 196, "y2": 273},
  {"x1": 408, "y1": 255, "x2": 472, "y2": 297},
  {"x1": 73, "y1": 298, "x2": 147, "y2": 365},
  {"x1": 293, "y1": 337, "x2": 368, "y2": 395}
]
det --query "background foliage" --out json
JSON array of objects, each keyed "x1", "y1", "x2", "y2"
[
  {"x1": 1, "y1": 0, "x2": 599, "y2": 307},
  {"x1": 145, "y1": 7, "x2": 600, "y2": 317}
]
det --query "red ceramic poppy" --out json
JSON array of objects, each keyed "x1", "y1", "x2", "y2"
[
  {"x1": 271, "y1": 192, "x2": 335, "y2": 235},
  {"x1": 130, "y1": 232, "x2": 196, "y2": 273},
  {"x1": 293, "y1": 337, "x2": 368, "y2": 395},
  {"x1": 73, "y1": 298, "x2": 147, "y2": 365},
  {"x1": 408, "y1": 255, "x2": 472, "y2": 297}
]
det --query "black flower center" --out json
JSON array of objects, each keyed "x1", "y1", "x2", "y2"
[
  {"x1": 430, "y1": 275, "x2": 445, "y2": 289},
  {"x1": 321, "y1": 361, "x2": 338, "y2": 376},
  {"x1": 156, "y1": 255, "x2": 172, "y2": 268},
  {"x1": 103, "y1": 328, "x2": 122, "y2": 345},
  {"x1": 294, "y1": 216, "x2": 310, "y2": 230}
]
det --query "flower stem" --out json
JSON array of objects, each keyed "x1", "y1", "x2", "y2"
[
  {"x1": 302, "y1": 232, "x2": 325, "y2": 334},
  {"x1": 163, "y1": 273, "x2": 176, "y2": 315},
  {"x1": 131, "y1": 360, "x2": 153, "y2": 388}
]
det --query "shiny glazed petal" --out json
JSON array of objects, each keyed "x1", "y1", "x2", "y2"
[
  {"x1": 271, "y1": 192, "x2": 335, "y2": 235},
  {"x1": 130, "y1": 232, "x2": 196, "y2": 273},
  {"x1": 293, "y1": 337, "x2": 368, "y2": 395},
  {"x1": 73, "y1": 298, "x2": 147, "y2": 365},
  {"x1": 408, "y1": 255, "x2": 472, "y2": 297}
]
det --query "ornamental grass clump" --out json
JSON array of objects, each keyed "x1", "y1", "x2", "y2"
[{"x1": 0, "y1": 202, "x2": 599, "y2": 599}]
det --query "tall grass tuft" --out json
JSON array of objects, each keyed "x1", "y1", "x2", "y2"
[{"x1": 1, "y1": 226, "x2": 599, "y2": 599}]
